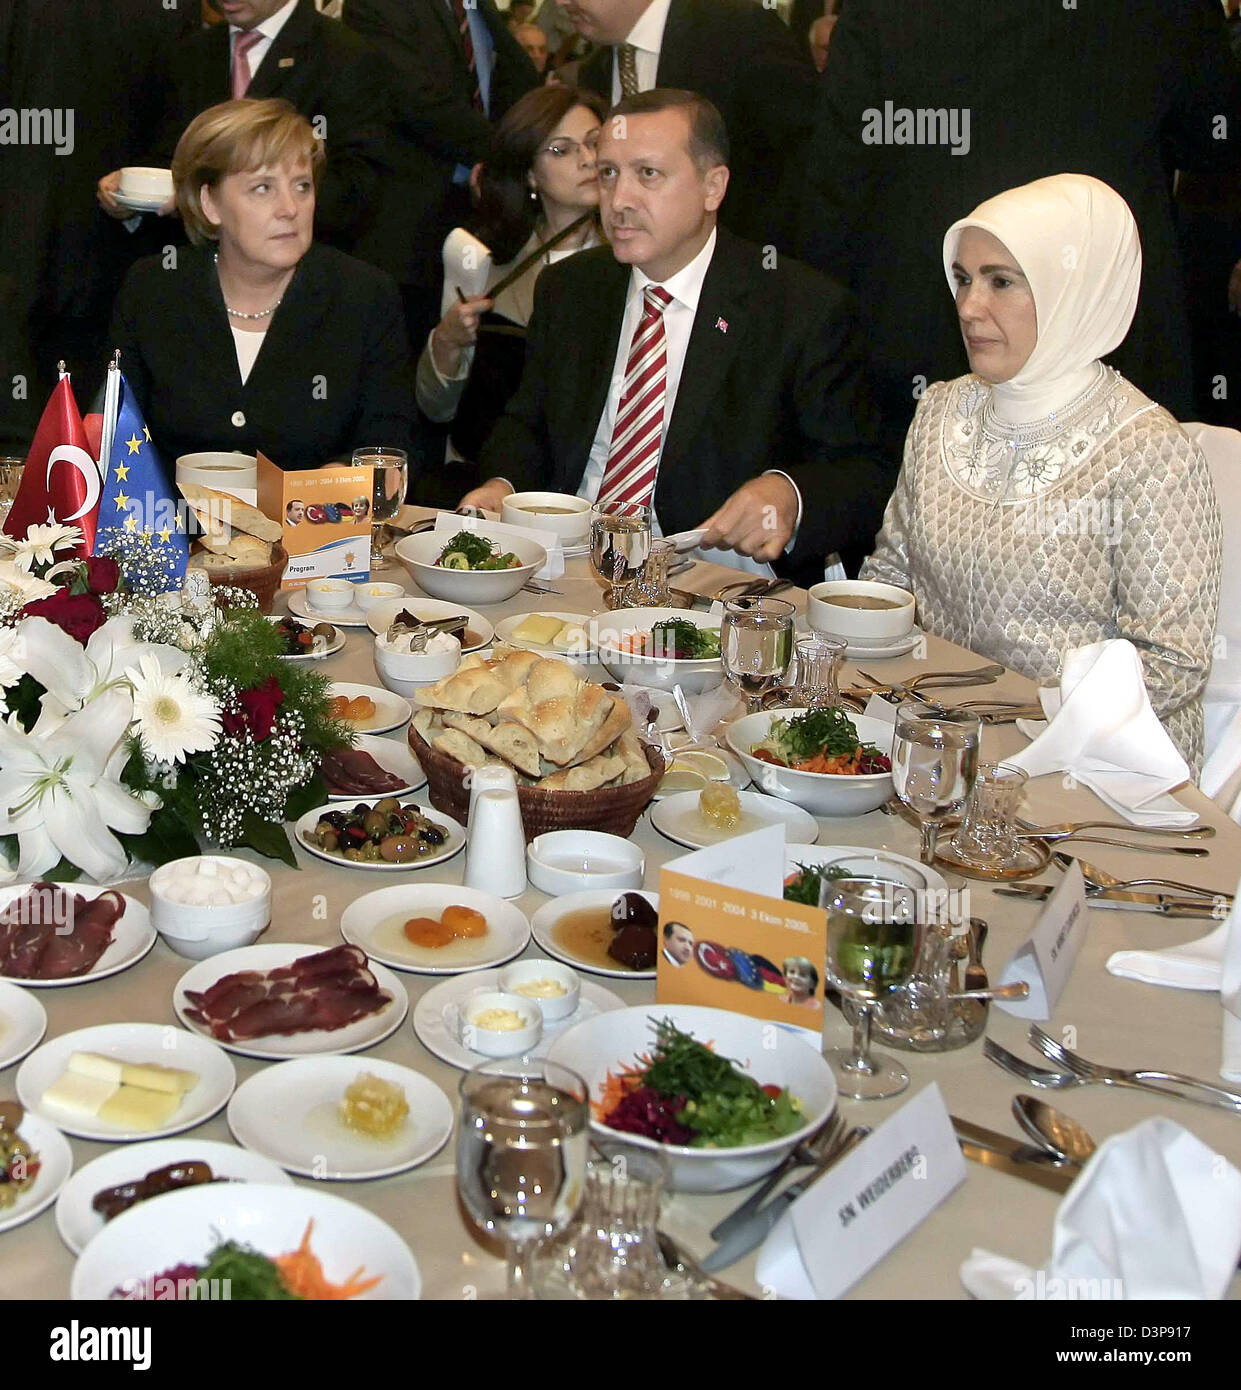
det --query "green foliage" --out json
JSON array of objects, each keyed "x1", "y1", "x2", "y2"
[
  {"x1": 5, "y1": 675, "x2": 45, "y2": 734},
  {"x1": 238, "y1": 810, "x2": 297, "y2": 868}
]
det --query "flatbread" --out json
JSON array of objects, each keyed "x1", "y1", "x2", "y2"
[{"x1": 178, "y1": 482, "x2": 282, "y2": 543}]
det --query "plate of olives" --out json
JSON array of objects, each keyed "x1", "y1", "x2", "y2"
[
  {"x1": 268, "y1": 615, "x2": 345, "y2": 660},
  {"x1": 295, "y1": 797, "x2": 465, "y2": 872}
]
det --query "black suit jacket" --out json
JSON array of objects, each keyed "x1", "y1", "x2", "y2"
[
  {"x1": 343, "y1": 0, "x2": 540, "y2": 288},
  {"x1": 796, "y1": 0, "x2": 1241, "y2": 451},
  {"x1": 479, "y1": 229, "x2": 892, "y2": 582},
  {"x1": 579, "y1": 0, "x2": 816, "y2": 252},
  {"x1": 147, "y1": 0, "x2": 390, "y2": 255},
  {"x1": 110, "y1": 243, "x2": 416, "y2": 471}
]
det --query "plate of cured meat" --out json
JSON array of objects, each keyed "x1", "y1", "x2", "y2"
[
  {"x1": 172, "y1": 942, "x2": 409, "y2": 1060},
  {"x1": 322, "y1": 735, "x2": 426, "y2": 801},
  {"x1": 0, "y1": 882, "x2": 155, "y2": 988}
]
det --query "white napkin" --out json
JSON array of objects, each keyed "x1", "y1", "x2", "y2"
[
  {"x1": 433, "y1": 511, "x2": 563, "y2": 580},
  {"x1": 1106, "y1": 922, "x2": 1230, "y2": 991},
  {"x1": 960, "y1": 1117, "x2": 1241, "y2": 1300},
  {"x1": 1218, "y1": 886, "x2": 1241, "y2": 1082},
  {"x1": 1005, "y1": 640, "x2": 1197, "y2": 828}
]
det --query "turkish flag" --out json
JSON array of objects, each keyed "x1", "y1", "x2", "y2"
[{"x1": 2, "y1": 378, "x2": 100, "y2": 555}]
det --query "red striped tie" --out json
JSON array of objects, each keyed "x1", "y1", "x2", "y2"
[
  {"x1": 597, "y1": 286, "x2": 673, "y2": 512},
  {"x1": 452, "y1": 0, "x2": 483, "y2": 112}
]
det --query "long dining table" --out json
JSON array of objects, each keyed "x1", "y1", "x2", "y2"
[{"x1": 6, "y1": 516, "x2": 1240, "y2": 1302}]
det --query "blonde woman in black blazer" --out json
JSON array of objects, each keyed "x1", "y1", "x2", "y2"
[{"x1": 111, "y1": 99, "x2": 416, "y2": 472}]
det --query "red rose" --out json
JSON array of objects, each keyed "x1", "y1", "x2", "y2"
[
  {"x1": 84, "y1": 556, "x2": 121, "y2": 595},
  {"x1": 221, "y1": 675, "x2": 285, "y2": 741},
  {"x1": 20, "y1": 590, "x2": 106, "y2": 645}
]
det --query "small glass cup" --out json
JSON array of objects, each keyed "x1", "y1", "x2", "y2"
[
  {"x1": 626, "y1": 537, "x2": 673, "y2": 608},
  {"x1": 789, "y1": 633, "x2": 845, "y2": 709},
  {"x1": 0, "y1": 458, "x2": 24, "y2": 524},
  {"x1": 950, "y1": 762, "x2": 1028, "y2": 868},
  {"x1": 351, "y1": 446, "x2": 409, "y2": 570}
]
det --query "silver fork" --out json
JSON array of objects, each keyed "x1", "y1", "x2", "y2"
[
  {"x1": 523, "y1": 579, "x2": 563, "y2": 595},
  {"x1": 709, "y1": 1109, "x2": 847, "y2": 1242},
  {"x1": 1028, "y1": 1026, "x2": 1241, "y2": 1113},
  {"x1": 985, "y1": 1037, "x2": 1212, "y2": 1104}
]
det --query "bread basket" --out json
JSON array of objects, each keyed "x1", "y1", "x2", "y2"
[
  {"x1": 202, "y1": 543, "x2": 289, "y2": 614},
  {"x1": 408, "y1": 726, "x2": 665, "y2": 841}
]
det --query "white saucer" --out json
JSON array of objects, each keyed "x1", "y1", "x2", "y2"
[
  {"x1": 327, "y1": 681, "x2": 412, "y2": 734},
  {"x1": 812, "y1": 625, "x2": 924, "y2": 660},
  {"x1": 493, "y1": 611, "x2": 596, "y2": 661},
  {"x1": 363, "y1": 596, "x2": 494, "y2": 652},
  {"x1": 288, "y1": 588, "x2": 373, "y2": 628},
  {"x1": 413, "y1": 968, "x2": 625, "y2": 1070},
  {"x1": 294, "y1": 799, "x2": 465, "y2": 873},
  {"x1": 530, "y1": 890, "x2": 660, "y2": 980},
  {"x1": 227, "y1": 1055, "x2": 453, "y2": 1181},
  {"x1": 0, "y1": 884, "x2": 154, "y2": 989},
  {"x1": 269, "y1": 615, "x2": 346, "y2": 659},
  {"x1": 650, "y1": 789, "x2": 819, "y2": 850},
  {"x1": 0, "y1": 980, "x2": 47, "y2": 1069},
  {"x1": 113, "y1": 191, "x2": 168, "y2": 213},
  {"x1": 326, "y1": 734, "x2": 426, "y2": 800},
  {"x1": 0, "y1": 1111, "x2": 73, "y2": 1235},
  {"x1": 340, "y1": 883, "x2": 529, "y2": 975}
]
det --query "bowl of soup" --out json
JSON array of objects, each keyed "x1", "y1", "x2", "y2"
[
  {"x1": 807, "y1": 579, "x2": 916, "y2": 642},
  {"x1": 501, "y1": 491, "x2": 592, "y2": 544}
]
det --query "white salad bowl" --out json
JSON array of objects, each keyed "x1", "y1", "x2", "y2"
[
  {"x1": 394, "y1": 531, "x2": 547, "y2": 605},
  {"x1": 591, "y1": 607, "x2": 723, "y2": 696},
  {"x1": 725, "y1": 708, "x2": 895, "y2": 817},
  {"x1": 546, "y1": 1003, "x2": 836, "y2": 1193}
]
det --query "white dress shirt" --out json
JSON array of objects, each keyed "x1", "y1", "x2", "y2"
[
  {"x1": 230, "y1": 0, "x2": 299, "y2": 81},
  {"x1": 610, "y1": 0, "x2": 672, "y2": 101},
  {"x1": 231, "y1": 326, "x2": 267, "y2": 386}
]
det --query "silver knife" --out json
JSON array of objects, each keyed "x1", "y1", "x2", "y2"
[
  {"x1": 952, "y1": 1116, "x2": 1082, "y2": 1193},
  {"x1": 700, "y1": 1127, "x2": 869, "y2": 1273},
  {"x1": 995, "y1": 884, "x2": 1225, "y2": 917}
]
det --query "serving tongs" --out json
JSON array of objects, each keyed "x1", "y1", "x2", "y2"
[{"x1": 384, "y1": 611, "x2": 470, "y2": 651}]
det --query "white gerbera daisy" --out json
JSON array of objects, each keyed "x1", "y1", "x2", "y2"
[
  {"x1": 6, "y1": 523, "x2": 84, "y2": 573},
  {"x1": 0, "y1": 558, "x2": 58, "y2": 605},
  {"x1": 127, "y1": 653, "x2": 221, "y2": 764},
  {"x1": 0, "y1": 628, "x2": 24, "y2": 688}
]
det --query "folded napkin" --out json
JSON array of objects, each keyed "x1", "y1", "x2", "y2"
[
  {"x1": 1005, "y1": 640, "x2": 1196, "y2": 828},
  {"x1": 1106, "y1": 922, "x2": 1229, "y2": 991},
  {"x1": 960, "y1": 1117, "x2": 1241, "y2": 1299}
]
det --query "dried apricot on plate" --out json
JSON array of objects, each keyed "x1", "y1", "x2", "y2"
[
  {"x1": 346, "y1": 696, "x2": 376, "y2": 720},
  {"x1": 404, "y1": 917, "x2": 455, "y2": 948},
  {"x1": 443, "y1": 905, "x2": 487, "y2": 938}
]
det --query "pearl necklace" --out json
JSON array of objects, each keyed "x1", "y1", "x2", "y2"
[{"x1": 214, "y1": 252, "x2": 283, "y2": 320}]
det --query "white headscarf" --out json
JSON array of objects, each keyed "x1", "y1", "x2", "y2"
[{"x1": 942, "y1": 174, "x2": 1142, "y2": 426}]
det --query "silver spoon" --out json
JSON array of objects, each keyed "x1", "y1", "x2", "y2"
[
  {"x1": 1017, "y1": 830, "x2": 1209, "y2": 857},
  {"x1": 1018, "y1": 817, "x2": 1215, "y2": 840},
  {"x1": 1051, "y1": 852, "x2": 1232, "y2": 902},
  {"x1": 656, "y1": 1231, "x2": 758, "y2": 1300},
  {"x1": 1012, "y1": 1094, "x2": 1097, "y2": 1166}
]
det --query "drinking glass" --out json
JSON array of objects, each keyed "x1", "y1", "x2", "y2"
[
  {"x1": 457, "y1": 1057, "x2": 589, "y2": 1300},
  {"x1": 626, "y1": 537, "x2": 673, "y2": 608},
  {"x1": 350, "y1": 445, "x2": 409, "y2": 570},
  {"x1": 950, "y1": 761, "x2": 1028, "y2": 868},
  {"x1": 891, "y1": 700, "x2": 981, "y2": 865},
  {"x1": 0, "y1": 458, "x2": 24, "y2": 525},
  {"x1": 590, "y1": 504, "x2": 651, "y2": 610},
  {"x1": 720, "y1": 597, "x2": 795, "y2": 713},
  {"x1": 789, "y1": 633, "x2": 845, "y2": 709},
  {"x1": 820, "y1": 876, "x2": 923, "y2": 1100}
]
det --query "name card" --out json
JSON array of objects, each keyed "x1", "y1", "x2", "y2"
[
  {"x1": 994, "y1": 859, "x2": 1088, "y2": 1019},
  {"x1": 863, "y1": 694, "x2": 898, "y2": 725},
  {"x1": 756, "y1": 1083, "x2": 965, "y2": 1299}
]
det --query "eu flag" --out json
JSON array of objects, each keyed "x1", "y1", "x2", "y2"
[{"x1": 96, "y1": 373, "x2": 187, "y2": 590}]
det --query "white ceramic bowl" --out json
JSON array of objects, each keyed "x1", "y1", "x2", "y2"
[
  {"x1": 592, "y1": 607, "x2": 724, "y2": 695},
  {"x1": 394, "y1": 532, "x2": 547, "y2": 605},
  {"x1": 354, "y1": 581, "x2": 406, "y2": 614},
  {"x1": 71, "y1": 1181, "x2": 420, "y2": 1300},
  {"x1": 726, "y1": 708, "x2": 895, "y2": 817},
  {"x1": 498, "y1": 958, "x2": 581, "y2": 1022},
  {"x1": 174, "y1": 452, "x2": 257, "y2": 501},
  {"x1": 501, "y1": 491, "x2": 592, "y2": 544},
  {"x1": 373, "y1": 633, "x2": 462, "y2": 696},
  {"x1": 807, "y1": 579, "x2": 915, "y2": 642},
  {"x1": 306, "y1": 577, "x2": 357, "y2": 613},
  {"x1": 460, "y1": 990, "x2": 542, "y2": 1056},
  {"x1": 526, "y1": 831, "x2": 645, "y2": 897},
  {"x1": 148, "y1": 856, "x2": 271, "y2": 960},
  {"x1": 546, "y1": 1004, "x2": 837, "y2": 1193},
  {"x1": 119, "y1": 166, "x2": 173, "y2": 200}
]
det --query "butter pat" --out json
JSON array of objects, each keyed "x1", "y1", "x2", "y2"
[
  {"x1": 513, "y1": 978, "x2": 568, "y2": 999},
  {"x1": 98, "y1": 1087, "x2": 181, "y2": 1131},
  {"x1": 43, "y1": 1071, "x2": 118, "y2": 1117},
  {"x1": 513, "y1": 614, "x2": 565, "y2": 646},
  {"x1": 472, "y1": 1008, "x2": 527, "y2": 1032}
]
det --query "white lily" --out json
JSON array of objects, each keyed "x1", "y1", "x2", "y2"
[
  {"x1": 0, "y1": 629, "x2": 24, "y2": 688},
  {"x1": 0, "y1": 687, "x2": 154, "y2": 882},
  {"x1": 17, "y1": 614, "x2": 190, "y2": 723}
]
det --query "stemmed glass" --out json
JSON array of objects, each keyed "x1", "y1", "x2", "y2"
[
  {"x1": 820, "y1": 876, "x2": 924, "y2": 1100},
  {"x1": 720, "y1": 597, "x2": 795, "y2": 713},
  {"x1": 891, "y1": 699, "x2": 981, "y2": 865},
  {"x1": 457, "y1": 1057, "x2": 590, "y2": 1300},
  {"x1": 590, "y1": 505, "x2": 651, "y2": 610},
  {"x1": 351, "y1": 445, "x2": 409, "y2": 570}
]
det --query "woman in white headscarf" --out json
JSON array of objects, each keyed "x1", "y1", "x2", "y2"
[{"x1": 862, "y1": 174, "x2": 1221, "y2": 770}]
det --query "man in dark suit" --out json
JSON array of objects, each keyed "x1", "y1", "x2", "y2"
[
  {"x1": 565, "y1": 0, "x2": 816, "y2": 253},
  {"x1": 97, "y1": 0, "x2": 389, "y2": 256},
  {"x1": 797, "y1": 0, "x2": 1241, "y2": 457},
  {"x1": 343, "y1": 0, "x2": 540, "y2": 354},
  {"x1": 464, "y1": 90, "x2": 891, "y2": 582}
]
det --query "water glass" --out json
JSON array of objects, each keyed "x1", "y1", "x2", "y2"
[
  {"x1": 590, "y1": 504, "x2": 651, "y2": 609},
  {"x1": 789, "y1": 633, "x2": 845, "y2": 709},
  {"x1": 351, "y1": 445, "x2": 409, "y2": 570},
  {"x1": 457, "y1": 1057, "x2": 590, "y2": 1299},
  {"x1": 891, "y1": 700, "x2": 981, "y2": 865},
  {"x1": 820, "y1": 876, "x2": 923, "y2": 1100},
  {"x1": 950, "y1": 761, "x2": 1028, "y2": 868},
  {"x1": 721, "y1": 596, "x2": 795, "y2": 713}
]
